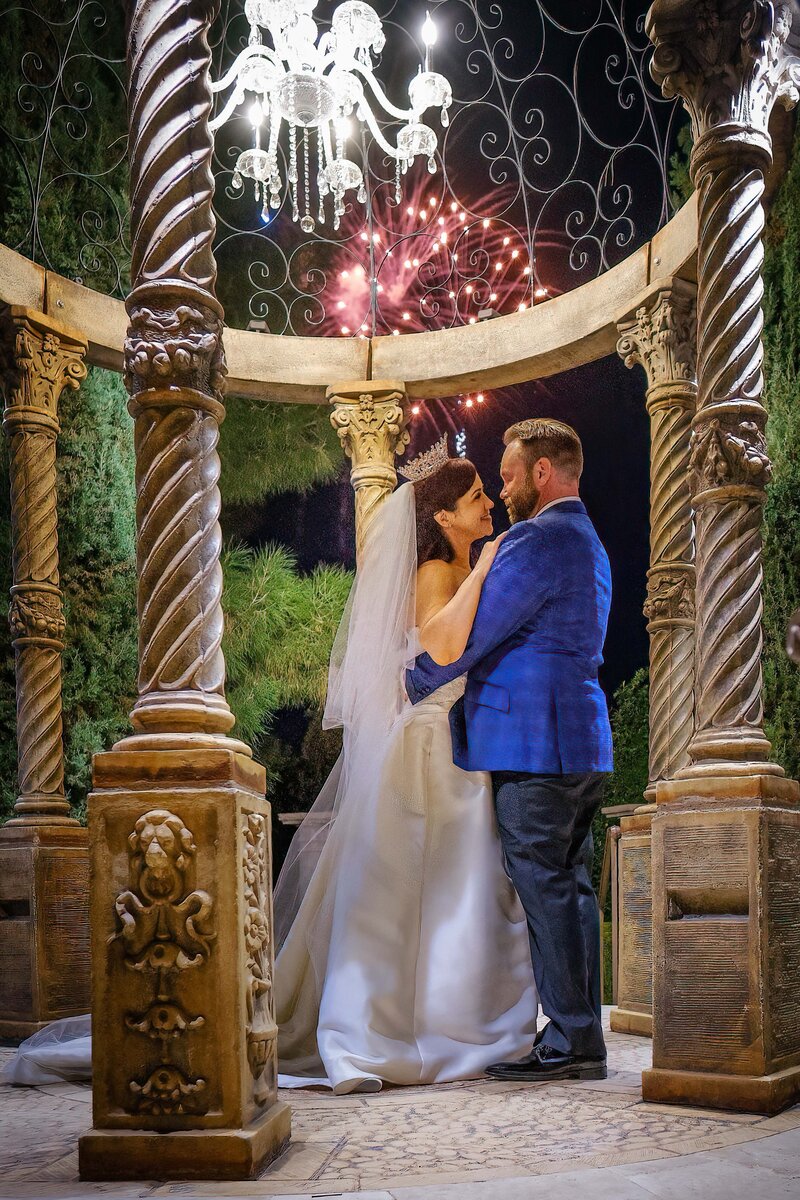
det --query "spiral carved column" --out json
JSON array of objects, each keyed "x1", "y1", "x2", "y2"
[
  {"x1": 0, "y1": 307, "x2": 91, "y2": 1038},
  {"x1": 643, "y1": 0, "x2": 800, "y2": 1113},
  {"x1": 0, "y1": 309, "x2": 87, "y2": 823},
  {"x1": 328, "y1": 380, "x2": 410, "y2": 554},
  {"x1": 617, "y1": 278, "x2": 697, "y2": 798},
  {"x1": 80, "y1": 0, "x2": 290, "y2": 1180},
  {"x1": 611, "y1": 277, "x2": 697, "y2": 1038}
]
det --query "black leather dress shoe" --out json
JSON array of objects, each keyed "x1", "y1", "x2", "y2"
[{"x1": 485, "y1": 1042, "x2": 607, "y2": 1082}]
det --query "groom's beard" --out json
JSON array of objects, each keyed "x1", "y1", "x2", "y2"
[{"x1": 506, "y1": 481, "x2": 539, "y2": 523}]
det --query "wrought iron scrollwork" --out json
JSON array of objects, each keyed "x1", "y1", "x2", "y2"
[
  {"x1": 0, "y1": 0, "x2": 129, "y2": 296},
  {"x1": 0, "y1": 2, "x2": 680, "y2": 331},
  {"x1": 210, "y1": 0, "x2": 681, "y2": 336}
]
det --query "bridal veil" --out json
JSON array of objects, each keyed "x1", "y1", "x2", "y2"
[{"x1": 273, "y1": 481, "x2": 418, "y2": 950}]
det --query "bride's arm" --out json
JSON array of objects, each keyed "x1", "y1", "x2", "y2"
[{"x1": 416, "y1": 539, "x2": 505, "y2": 666}]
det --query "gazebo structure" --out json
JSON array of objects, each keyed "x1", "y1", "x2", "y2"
[{"x1": 0, "y1": 0, "x2": 799, "y2": 1184}]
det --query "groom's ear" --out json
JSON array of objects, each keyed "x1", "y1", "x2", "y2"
[{"x1": 535, "y1": 456, "x2": 552, "y2": 484}]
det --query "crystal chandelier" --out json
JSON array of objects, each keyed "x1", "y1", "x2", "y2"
[{"x1": 210, "y1": 1, "x2": 452, "y2": 232}]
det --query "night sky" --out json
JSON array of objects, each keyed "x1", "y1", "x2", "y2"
[{"x1": 228, "y1": 1, "x2": 676, "y2": 699}]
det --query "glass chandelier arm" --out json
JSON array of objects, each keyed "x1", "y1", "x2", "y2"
[
  {"x1": 350, "y1": 62, "x2": 418, "y2": 123},
  {"x1": 209, "y1": 44, "x2": 281, "y2": 94},
  {"x1": 356, "y1": 101, "x2": 402, "y2": 159},
  {"x1": 209, "y1": 89, "x2": 247, "y2": 132}
]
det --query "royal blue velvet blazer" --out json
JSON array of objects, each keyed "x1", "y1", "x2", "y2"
[{"x1": 405, "y1": 499, "x2": 614, "y2": 775}]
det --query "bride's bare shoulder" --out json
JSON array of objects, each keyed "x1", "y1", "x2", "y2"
[
  {"x1": 416, "y1": 558, "x2": 459, "y2": 584},
  {"x1": 416, "y1": 560, "x2": 461, "y2": 616}
]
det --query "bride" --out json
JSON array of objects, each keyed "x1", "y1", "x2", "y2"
[
  {"x1": 2, "y1": 453, "x2": 538, "y2": 1092},
  {"x1": 274, "y1": 453, "x2": 538, "y2": 1093}
]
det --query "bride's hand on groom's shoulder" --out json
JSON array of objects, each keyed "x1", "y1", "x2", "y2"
[{"x1": 475, "y1": 530, "x2": 509, "y2": 579}]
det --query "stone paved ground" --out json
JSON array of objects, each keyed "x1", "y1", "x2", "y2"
[{"x1": 1, "y1": 1015, "x2": 799, "y2": 1200}]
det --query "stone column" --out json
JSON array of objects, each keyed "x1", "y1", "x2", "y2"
[
  {"x1": 79, "y1": 0, "x2": 289, "y2": 1180},
  {"x1": 327, "y1": 380, "x2": 410, "y2": 553},
  {"x1": 0, "y1": 307, "x2": 91, "y2": 1037},
  {"x1": 610, "y1": 278, "x2": 697, "y2": 1037},
  {"x1": 644, "y1": 0, "x2": 800, "y2": 1113}
]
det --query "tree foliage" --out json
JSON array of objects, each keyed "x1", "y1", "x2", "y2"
[
  {"x1": 762, "y1": 130, "x2": 800, "y2": 779},
  {"x1": 668, "y1": 122, "x2": 694, "y2": 211},
  {"x1": 592, "y1": 667, "x2": 650, "y2": 898},
  {"x1": 220, "y1": 395, "x2": 342, "y2": 503},
  {"x1": 222, "y1": 542, "x2": 351, "y2": 756}
]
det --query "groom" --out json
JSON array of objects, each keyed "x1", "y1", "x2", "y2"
[{"x1": 406, "y1": 418, "x2": 612, "y2": 1081}]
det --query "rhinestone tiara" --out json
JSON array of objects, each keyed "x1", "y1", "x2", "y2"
[{"x1": 397, "y1": 432, "x2": 450, "y2": 483}]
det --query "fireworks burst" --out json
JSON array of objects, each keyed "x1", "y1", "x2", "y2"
[{"x1": 320, "y1": 171, "x2": 551, "y2": 452}]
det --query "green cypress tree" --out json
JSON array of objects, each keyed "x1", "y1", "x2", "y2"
[{"x1": 762, "y1": 132, "x2": 800, "y2": 779}]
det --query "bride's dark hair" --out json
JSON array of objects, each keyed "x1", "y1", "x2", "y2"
[{"x1": 413, "y1": 459, "x2": 478, "y2": 565}]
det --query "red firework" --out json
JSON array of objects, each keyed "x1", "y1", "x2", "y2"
[{"x1": 318, "y1": 169, "x2": 550, "y2": 448}]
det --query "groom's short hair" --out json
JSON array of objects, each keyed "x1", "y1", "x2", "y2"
[{"x1": 503, "y1": 418, "x2": 583, "y2": 480}]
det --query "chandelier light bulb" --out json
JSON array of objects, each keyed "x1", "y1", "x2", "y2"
[
  {"x1": 422, "y1": 11, "x2": 437, "y2": 47},
  {"x1": 211, "y1": 0, "x2": 452, "y2": 230}
]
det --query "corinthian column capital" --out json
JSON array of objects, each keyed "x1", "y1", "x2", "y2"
[
  {"x1": 616, "y1": 276, "x2": 697, "y2": 404},
  {"x1": 328, "y1": 380, "x2": 410, "y2": 553},
  {"x1": 647, "y1": 0, "x2": 800, "y2": 167},
  {"x1": 1, "y1": 306, "x2": 87, "y2": 430}
]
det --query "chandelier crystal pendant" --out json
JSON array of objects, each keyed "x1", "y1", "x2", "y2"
[{"x1": 211, "y1": 1, "x2": 452, "y2": 232}]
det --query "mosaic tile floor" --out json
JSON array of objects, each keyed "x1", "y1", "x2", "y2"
[{"x1": 1, "y1": 1014, "x2": 799, "y2": 1198}]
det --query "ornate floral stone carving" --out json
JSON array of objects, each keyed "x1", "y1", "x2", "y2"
[
  {"x1": 130, "y1": 1065, "x2": 206, "y2": 1115},
  {"x1": 690, "y1": 417, "x2": 771, "y2": 492},
  {"x1": 329, "y1": 381, "x2": 410, "y2": 553},
  {"x1": 330, "y1": 389, "x2": 410, "y2": 466},
  {"x1": 1, "y1": 319, "x2": 87, "y2": 419},
  {"x1": 116, "y1": 810, "x2": 214, "y2": 975},
  {"x1": 0, "y1": 308, "x2": 87, "y2": 825},
  {"x1": 116, "y1": 809, "x2": 213, "y2": 1117},
  {"x1": 126, "y1": 1002, "x2": 204, "y2": 1041},
  {"x1": 8, "y1": 588, "x2": 66, "y2": 642},
  {"x1": 648, "y1": 1, "x2": 800, "y2": 150},
  {"x1": 645, "y1": 570, "x2": 696, "y2": 623},
  {"x1": 242, "y1": 811, "x2": 277, "y2": 1102},
  {"x1": 125, "y1": 302, "x2": 226, "y2": 402},
  {"x1": 616, "y1": 284, "x2": 697, "y2": 390}
]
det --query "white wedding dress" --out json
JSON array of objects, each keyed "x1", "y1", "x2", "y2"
[
  {"x1": 1, "y1": 485, "x2": 538, "y2": 1093},
  {"x1": 276, "y1": 674, "x2": 539, "y2": 1093}
]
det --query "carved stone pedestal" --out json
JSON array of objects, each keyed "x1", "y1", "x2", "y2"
[
  {"x1": 610, "y1": 807, "x2": 654, "y2": 1038},
  {"x1": 643, "y1": 774, "x2": 800, "y2": 1113},
  {"x1": 78, "y1": 748, "x2": 290, "y2": 1181},
  {"x1": 0, "y1": 825, "x2": 90, "y2": 1038}
]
